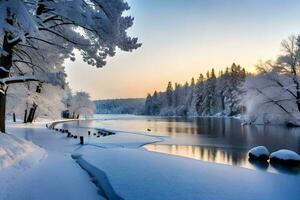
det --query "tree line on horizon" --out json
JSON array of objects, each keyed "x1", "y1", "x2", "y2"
[
  {"x1": 145, "y1": 34, "x2": 300, "y2": 127},
  {"x1": 144, "y1": 63, "x2": 247, "y2": 117}
]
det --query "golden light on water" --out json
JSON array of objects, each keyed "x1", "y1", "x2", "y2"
[
  {"x1": 145, "y1": 144, "x2": 255, "y2": 170},
  {"x1": 145, "y1": 144, "x2": 300, "y2": 175}
]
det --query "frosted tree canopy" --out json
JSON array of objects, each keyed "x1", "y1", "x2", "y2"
[
  {"x1": 0, "y1": 0, "x2": 141, "y2": 132},
  {"x1": 0, "y1": 0, "x2": 141, "y2": 76}
]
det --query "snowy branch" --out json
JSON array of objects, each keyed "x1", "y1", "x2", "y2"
[{"x1": 0, "y1": 76, "x2": 44, "y2": 85}]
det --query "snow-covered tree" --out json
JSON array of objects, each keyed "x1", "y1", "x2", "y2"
[
  {"x1": 241, "y1": 35, "x2": 300, "y2": 126},
  {"x1": 0, "y1": 0, "x2": 141, "y2": 132},
  {"x1": 144, "y1": 64, "x2": 247, "y2": 117},
  {"x1": 166, "y1": 81, "x2": 173, "y2": 107},
  {"x1": 194, "y1": 73, "x2": 205, "y2": 115},
  {"x1": 6, "y1": 82, "x2": 65, "y2": 122},
  {"x1": 218, "y1": 63, "x2": 246, "y2": 116},
  {"x1": 69, "y1": 91, "x2": 95, "y2": 118},
  {"x1": 95, "y1": 98, "x2": 145, "y2": 115}
]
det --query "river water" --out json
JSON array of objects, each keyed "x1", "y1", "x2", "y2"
[{"x1": 59, "y1": 114, "x2": 300, "y2": 175}]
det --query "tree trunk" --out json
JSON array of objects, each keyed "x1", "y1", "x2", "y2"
[
  {"x1": 27, "y1": 107, "x2": 33, "y2": 123},
  {"x1": 27, "y1": 104, "x2": 37, "y2": 123},
  {"x1": 0, "y1": 93, "x2": 6, "y2": 132},
  {"x1": 24, "y1": 109, "x2": 28, "y2": 123},
  {"x1": 291, "y1": 63, "x2": 300, "y2": 112},
  {"x1": 295, "y1": 80, "x2": 300, "y2": 112},
  {"x1": 30, "y1": 104, "x2": 37, "y2": 122},
  {"x1": 0, "y1": 32, "x2": 17, "y2": 132}
]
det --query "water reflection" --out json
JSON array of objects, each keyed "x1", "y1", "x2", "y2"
[
  {"x1": 145, "y1": 144, "x2": 300, "y2": 175},
  {"x1": 76, "y1": 116, "x2": 300, "y2": 152},
  {"x1": 58, "y1": 115, "x2": 300, "y2": 175},
  {"x1": 145, "y1": 144, "x2": 250, "y2": 167}
]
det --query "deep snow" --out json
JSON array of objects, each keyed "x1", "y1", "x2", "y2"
[
  {"x1": 0, "y1": 132, "x2": 43, "y2": 169},
  {"x1": 0, "y1": 121, "x2": 300, "y2": 200},
  {"x1": 0, "y1": 122, "x2": 103, "y2": 200}
]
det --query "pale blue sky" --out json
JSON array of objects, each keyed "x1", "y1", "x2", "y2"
[{"x1": 65, "y1": 0, "x2": 300, "y2": 99}]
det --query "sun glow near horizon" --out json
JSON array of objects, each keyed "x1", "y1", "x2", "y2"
[{"x1": 65, "y1": 0, "x2": 300, "y2": 100}]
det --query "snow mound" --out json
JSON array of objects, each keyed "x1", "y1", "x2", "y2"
[
  {"x1": 270, "y1": 150, "x2": 300, "y2": 165},
  {"x1": 0, "y1": 133, "x2": 38, "y2": 169},
  {"x1": 248, "y1": 146, "x2": 269, "y2": 160}
]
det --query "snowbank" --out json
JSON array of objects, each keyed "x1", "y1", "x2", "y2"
[
  {"x1": 0, "y1": 133, "x2": 42, "y2": 169},
  {"x1": 1, "y1": 123, "x2": 102, "y2": 200}
]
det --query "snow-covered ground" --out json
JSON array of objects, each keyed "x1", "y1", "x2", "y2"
[
  {"x1": 0, "y1": 122, "x2": 103, "y2": 200},
  {"x1": 0, "y1": 121, "x2": 300, "y2": 200}
]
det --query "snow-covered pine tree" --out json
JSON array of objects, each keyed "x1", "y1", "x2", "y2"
[
  {"x1": 144, "y1": 93, "x2": 152, "y2": 115},
  {"x1": 223, "y1": 63, "x2": 246, "y2": 116},
  {"x1": 200, "y1": 69, "x2": 217, "y2": 115},
  {"x1": 194, "y1": 73, "x2": 205, "y2": 115},
  {"x1": 166, "y1": 81, "x2": 173, "y2": 107}
]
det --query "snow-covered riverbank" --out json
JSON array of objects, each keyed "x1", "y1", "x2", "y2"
[
  {"x1": 0, "y1": 121, "x2": 300, "y2": 200},
  {"x1": 0, "y1": 122, "x2": 102, "y2": 200}
]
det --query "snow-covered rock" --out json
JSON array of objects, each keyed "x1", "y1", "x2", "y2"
[
  {"x1": 248, "y1": 146, "x2": 269, "y2": 161},
  {"x1": 270, "y1": 150, "x2": 300, "y2": 166}
]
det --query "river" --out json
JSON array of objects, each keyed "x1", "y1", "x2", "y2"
[{"x1": 58, "y1": 114, "x2": 300, "y2": 175}]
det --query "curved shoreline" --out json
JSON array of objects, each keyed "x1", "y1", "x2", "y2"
[
  {"x1": 47, "y1": 119, "x2": 79, "y2": 129},
  {"x1": 49, "y1": 119, "x2": 125, "y2": 200},
  {"x1": 72, "y1": 154, "x2": 124, "y2": 200}
]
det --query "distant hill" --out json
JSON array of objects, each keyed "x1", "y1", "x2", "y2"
[{"x1": 94, "y1": 98, "x2": 145, "y2": 114}]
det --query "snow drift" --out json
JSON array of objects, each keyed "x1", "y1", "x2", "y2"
[{"x1": 0, "y1": 133, "x2": 41, "y2": 169}]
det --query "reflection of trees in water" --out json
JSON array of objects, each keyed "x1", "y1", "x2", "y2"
[
  {"x1": 244, "y1": 125, "x2": 300, "y2": 152},
  {"x1": 64, "y1": 117, "x2": 300, "y2": 152},
  {"x1": 148, "y1": 144, "x2": 299, "y2": 175},
  {"x1": 147, "y1": 144, "x2": 248, "y2": 167}
]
